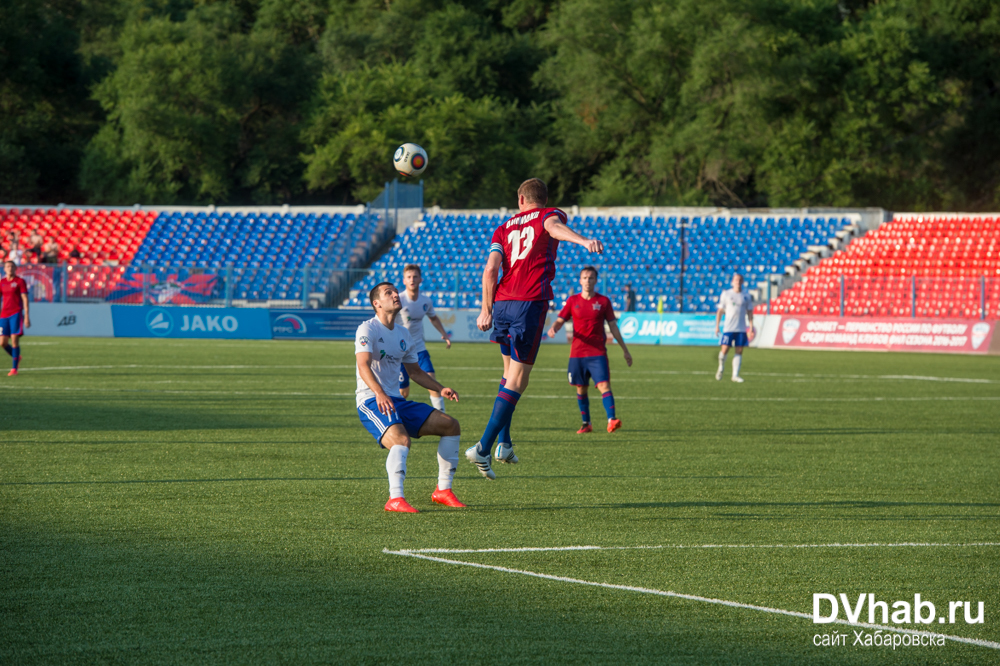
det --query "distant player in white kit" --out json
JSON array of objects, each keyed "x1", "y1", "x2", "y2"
[
  {"x1": 398, "y1": 264, "x2": 452, "y2": 412},
  {"x1": 355, "y1": 281, "x2": 466, "y2": 513},
  {"x1": 714, "y1": 273, "x2": 755, "y2": 383}
]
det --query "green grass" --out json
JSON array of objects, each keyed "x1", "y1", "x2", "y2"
[{"x1": 2, "y1": 338, "x2": 998, "y2": 664}]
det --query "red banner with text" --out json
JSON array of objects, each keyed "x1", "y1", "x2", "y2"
[{"x1": 773, "y1": 316, "x2": 995, "y2": 354}]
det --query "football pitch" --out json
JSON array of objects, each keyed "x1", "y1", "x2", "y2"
[{"x1": 2, "y1": 338, "x2": 998, "y2": 664}]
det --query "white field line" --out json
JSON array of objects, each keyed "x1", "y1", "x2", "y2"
[
  {"x1": 384, "y1": 548, "x2": 1000, "y2": 651},
  {"x1": 14, "y1": 364, "x2": 999, "y2": 384},
  {"x1": 406, "y1": 542, "x2": 1000, "y2": 554},
  {"x1": 2, "y1": 384, "x2": 1000, "y2": 402}
]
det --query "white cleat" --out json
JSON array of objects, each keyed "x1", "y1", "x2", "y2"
[
  {"x1": 465, "y1": 445, "x2": 496, "y2": 479},
  {"x1": 715, "y1": 368, "x2": 723, "y2": 381},
  {"x1": 495, "y1": 444, "x2": 518, "y2": 464},
  {"x1": 732, "y1": 376, "x2": 744, "y2": 383}
]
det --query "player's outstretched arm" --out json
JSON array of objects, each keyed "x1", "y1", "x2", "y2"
[
  {"x1": 544, "y1": 216, "x2": 603, "y2": 254},
  {"x1": 547, "y1": 316, "x2": 566, "y2": 340},
  {"x1": 607, "y1": 320, "x2": 633, "y2": 367},
  {"x1": 356, "y1": 352, "x2": 395, "y2": 415},
  {"x1": 714, "y1": 308, "x2": 724, "y2": 337},
  {"x1": 404, "y1": 362, "x2": 458, "y2": 402},
  {"x1": 428, "y1": 314, "x2": 452, "y2": 349},
  {"x1": 478, "y1": 252, "x2": 501, "y2": 331}
]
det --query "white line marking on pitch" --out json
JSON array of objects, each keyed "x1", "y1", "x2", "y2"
[
  {"x1": 406, "y1": 542, "x2": 1000, "y2": 554},
  {"x1": 384, "y1": 548, "x2": 1000, "y2": 651}
]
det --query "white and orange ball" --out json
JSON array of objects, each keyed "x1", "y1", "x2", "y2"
[{"x1": 393, "y1": 143, "x2": 428, "y2": 177}]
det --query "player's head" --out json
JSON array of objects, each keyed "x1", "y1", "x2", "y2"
[
  {"x1": 3, "y1": 260, "x2": 15, "y2": 277},
  {"x1": 369, "y1": 281, "x2": 401, "y2": 314},
  {"x1": 517, "y1": 178, "x2": 548, "y2": 210},
  {"x1": 731, "y1": 273, "x2": 744, "y2": 290},
  {"x1": 403, "y1": 264, "x2": 422, "y2": 290},
  {"x1": 580, "y1": 266, "x2": 598, "y2": 292}
]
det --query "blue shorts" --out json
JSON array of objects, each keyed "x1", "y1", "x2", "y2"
[
  {"x1": 568, "y1": 356, "x2": 610, "y2": 387},
  {"x1": 0, "y1": 312, "x2": 24, "y2": 337},
  {"x1": 720, "y1": 332, "x2": 749, "y2": 348},
  {"x1": 398, "y1": 350, "x2": 435, "y2": 389},
  {"x1": 357, "y1": 396, "x2": 436, "y2": 447},
  {"x1": 491, "y1": 300, "x2": 549, "y2": 365}
]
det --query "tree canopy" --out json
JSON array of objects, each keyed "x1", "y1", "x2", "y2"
[{"x1": 2, "y1": 0, "x2": 999, "y2": 210}]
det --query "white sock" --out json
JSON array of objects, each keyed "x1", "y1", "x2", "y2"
[
  {"x1": 718, "y1": 350, "x2": 727, "y2": 372},
  {"x1": 431, "y1": 395, "x2": 446, "y2": 412},
  {"x1": 386, "y1": 445, "x2": 409, "y2": 499},
  {"x1": 437, "y1": 435, "x2": 459, "y2": 490},
  {"x1": 733, "y1": 354, "x2": 742, "y2": 378}
]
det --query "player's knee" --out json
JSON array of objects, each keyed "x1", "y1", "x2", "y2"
[
  {"x1": 444, "y1": 415, "x2": 460, "y2": 436},
  {"x1": 596, "y1": 381, "x2": 611, "y2": 392}
]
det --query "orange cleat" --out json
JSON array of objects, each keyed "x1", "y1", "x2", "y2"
[
  {"x1": 431, "y1": 487, "x2": 466, "y2": 508},
  {"x1": 384, "y1": 497, "x2": 419, "y2": 513},
  {"x1": 7, "y1": 369, "x2": 17, "y2": 377},
  {"x1": 577, "y1": 423, "x2": 593, "y2": 434},
  {"x1": 607, "y1": 418, "x2": 622, "y2": 433}
]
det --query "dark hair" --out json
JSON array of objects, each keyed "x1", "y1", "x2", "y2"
[
  {"x1": 403, "y1": 264, "x2": 421, "y2": 276},
  {"x1": 580, "y1": 265, "x2": 598, "y2": 278},
  {"x1": 517, "y1": 178, "x2": 548, "y2": 205},
  {"x1": 369, "y1": 282, "x2": 395, "y2": 310}
]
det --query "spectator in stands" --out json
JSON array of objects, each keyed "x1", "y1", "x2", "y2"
[
  {"x1": 41, "y1": 241, "x2": 60, "y2": 264},
  {"x1": 624, "y1": 283, "x2": 637, "y2": 312},
  {"x1": 69, "y1": 246, "x2": 81, "y2": 260},
  {"x1": 6, "y1": 233, "x2": 24, "y2": 266},
  {"x1": 28, "y1": 229, "x2": 44, "y2": 260}
]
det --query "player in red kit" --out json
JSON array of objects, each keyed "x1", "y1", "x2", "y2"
[
  {"x1": 0, "y1": 260, "x2": 30, "y2": 376},
  {"x1": 467, "y1": 178, "x2": 605, "y2": 479},
  {"x1": 548, "y1": 266, "x2": 632, "y2": 433}
]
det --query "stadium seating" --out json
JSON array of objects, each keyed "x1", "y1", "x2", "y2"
[
  {"x1": 0, "y1": 207, "x2": 155, "y2": 265},
  {"x1": 345, "y1": 214, "x2": 852, "y2": 311},
  {"x1": 766, "y1": 216, "x2": 999, "y2": 318}
]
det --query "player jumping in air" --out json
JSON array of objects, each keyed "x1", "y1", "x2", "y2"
[
  {"x1": 0, "y1": 260, "x2": 30, "y2": 376},
  {"x1": 398, "y1": 264, "x2": 452, "y2": 412},
  {"x1": 547, "y1": 266, "x2": 632, "y2": 433},
  {"x1": 468, "y1": 178, "x2": 605, "y2": 479},
  {"x1": 355, "y1": 282, "x2": 466, "y2": 513},
  {"x1": 714, "y1": 273, "x2": 755, "y2": 383}
]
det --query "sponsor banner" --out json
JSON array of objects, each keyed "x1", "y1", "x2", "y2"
[
  {"x1": 27, "y1": 303, "x2": 115, "y2": 337},
  {"x1": 107, "y1": 268, "x2": 220, "y2": 305},
  {"x1": 615, "y1": 313, "x2": 719, "y2": 346},
  {"x1": 423, "y1": 309, "x2": 565, "y2": 344},
  {"x1": 270, "y1": 309, "x2": 372, "y2": 339},
  {"x1": 772, "y1": 316, "x2": 995, "y2": 353},
  {"x1": 111, "y1": 306, "x2": 271, "y2": 339}
]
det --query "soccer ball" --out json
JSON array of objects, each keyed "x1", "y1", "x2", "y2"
[{"x1": 393, "y1": 143, "x2": 428, "y2": 177}]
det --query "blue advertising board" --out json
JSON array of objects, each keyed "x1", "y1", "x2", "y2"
[
  {"x1": 615, "y1": 313, "x2": 719, "y2": 346},
  {"x1": 111, "y1": 306, "x2": 271, "y2": 339},
  {"x1": 269, "y1": 309, "x2": 372, "y2": 339}
]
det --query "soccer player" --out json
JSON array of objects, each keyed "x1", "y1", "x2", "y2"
[
  {"x1": 714, "y1": 272, "x2": 755, "y2": 383},
  {"x1": 0, "y1": 260, "x2": 30, "y2": 376},
  {"x1": 547, "y1": 266, "x2": 632, "y2": 433},
  {"x1": 468, "y1": 178, "x2": 605, "y2": 479},
  {"x1": 398, "y1": 264, "x2": 452, "y2": 412},
  {"x1": 355, "y1": 281, "x2": 466, "y2": 513}
]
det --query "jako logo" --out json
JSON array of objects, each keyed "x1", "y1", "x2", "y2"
[
  {"x1": 813, "y1": 593, "x2": 984, "y2": 625},
  {"x1": 619, "y1": 317, "x2": 639, "y2": 339},
  {"x1": 273, "y1": 314, "x2": 307, "y2": 335},
  {"x1": 180, "y1": 314, "x2": 238, "y2": 333},
  {"x1": 146, "y1": 308, "x2": 174, "y2": 336}
]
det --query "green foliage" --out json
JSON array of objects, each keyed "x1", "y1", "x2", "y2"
[{"x1": 6, "y1": 0, "x2": 1000, "y2": 208}]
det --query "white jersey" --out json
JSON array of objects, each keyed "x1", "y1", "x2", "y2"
[
  {"x1": 398, "y1": 292, "x2": 436, "y2": 354},
  {"x1": 718, "y1": 288, "x2": 753, "y2": 333},
  {"x1": 354, "y1": 316, "x2": 418, "y2": 407}
]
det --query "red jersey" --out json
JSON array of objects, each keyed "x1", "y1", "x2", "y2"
[
  {"x1": 558, "y1": 292, "x2": 615, "y2": 358},
  {"x1": 490, "y1": 207, "x2": 568, "y2": 302},
  {"x1": 0, "y1": 276, "x2": 28, "y2": 318}
]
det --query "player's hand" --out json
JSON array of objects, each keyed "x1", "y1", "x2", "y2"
[
  {"x1": 441, "y1": 387, "x2": 459, "y2": 402},
  {"x1": 375, "y1": 392, "x2": 395, "y2": 416},
  {"x1": 547, "y1": 326, "x2": 558, "y2": 339},
  {"x1": 477, "y1": 310, "x2": 493, "y2": 331},
  {"x1": 584, "y1": 238, "x2": 604, "y2": 254},
  {"x1": 443, "y1": 335, "x2": 452, "y2": 349},
  {"x1": 623, "y1": 350, "x2": 633, "y2": 367},
  {"x1": 24, "y1": 316, "x2": 30, "y2": 329},
  {"x1": 747, "y1": 327, "x2": 755, "y2": 342},
  {"x1": 714, "y1": 327, "x2": 719, "y2": 337}
]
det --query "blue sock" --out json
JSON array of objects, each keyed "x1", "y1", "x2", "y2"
[
  {"x1": 498, "y1": 379, "x2": 512, "y2": 445},
  {"x1": 477, "y1": 387, "x2": 521, "y2": 455},
  {"x1": 2, "y1": 344, "x2": 10, "y2": 357},
  {"x1": 577, "y1": 394, "x2": 591, "y2": 424},
  {"x1": 12, "y1": 346, "x2": 20, "y2": 370},
  {"x1": 602, "y1": 391, "x2": 615, "y2": 419}
]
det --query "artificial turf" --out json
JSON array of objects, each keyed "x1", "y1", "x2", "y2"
[{"x1": 1, "y1": 338, "x2": 998, "y2": 664}]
